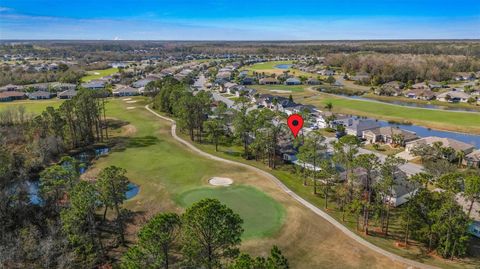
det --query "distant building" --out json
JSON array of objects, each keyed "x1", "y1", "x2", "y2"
[
  {"x1": 28, "y1": 91, "x2": 53, "y2": 100},
  {"x1": 81, "y1": 80, "x2": 106, "y2": 90},
  {"x1": 113, "y1": 86, "x2": 140, "y2": 97},
  {"x1": 285, "y1": 77, "x2": 301, "y2": 85},
  {"x1": 0, "y1": 91, "x2": 26, "y2": 102},
  {"x1": 132, "y1": 78, "x2": 154, "y2": 88},
  {"x1": 307, "y1": 78, "x2": 321, "y2": 85},
  {"x1": 437, "y1": 90, "x2": 471, "y2": 103},
  {"x1": 404, "y1": 89, "x2": 436, "y2": 100},
  {"x1": 57, "y1": 89, "x2": 77, "y2": 99},
  {"x1": 259, "y1": 77, "x2": 279, "y2": 85}
]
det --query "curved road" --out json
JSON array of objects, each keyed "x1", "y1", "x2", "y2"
[{"x1": 144, "y1": 105, "x2": 439, "y2": 269}]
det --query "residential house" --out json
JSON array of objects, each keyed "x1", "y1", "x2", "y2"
[
  {"x1": 0, "y1": 84, "x2": 24, "y2": 92},
  {"x1": 132, "y1": 78, "x2": 154, "y2": 88},
  {"x1": 377, "y1": 81, "x2": 404, "y2": 96},
  {"x1": 223, "y1": 82, "x2": 238, "y2": 94},
  {"x1": 81, "y1": 80, "x2": 106, "y2": 90},
  {"x1": 405, "y1": 136, "x2": 475, "y2": 157},
  {"x1": 362, "y1": 126, "x2": 418, "y2": 146},
  {"x1": 113, "y1": 86, "x2": 140, "y2": 97},
  {"x1": 437, "y1": 90, "x2": 471, "y2": 103},
  {"x1": 385, "y1": 170, "x2": 420, "y2": 207},
  {"x1": 404, "y1": 89, "x2": 436, "y2": 100},
  {"x1": 57, "y1": 89, "x2": 77, "y2": 99},
  {"x1": 463, "y1": 149, "x2": 480, "y2": 168},
  {"x1": 28, "y1": 91, "x2": 53, "y2": 100},
  {"x1": 345, "y1": 119, "x2": 381, "y2": 137},
  {"x1": 307, "y1": 78, "x2": 321, "y2": 85},
  {"x1": 350, "y1": 73, "x2": 370, "y2": 83},
  {"x1": 0, "y1": 91, "x2": 26, "y2": 102},
  {"x1": 259, "y1": 77, "x2": 279, "y2": 85},
  {"x1": 241, "y1": 77, "x2": 255, "y2": 85},
  {"x1": 317, "y1": 69, "x2": 335, "y2": 76},
  {"x1": 285, "y1": 77, "x2": 301, "y2": 85}
]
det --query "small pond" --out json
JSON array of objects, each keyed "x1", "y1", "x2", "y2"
[
  {"x1": 275, "y1": 64, "x2": 292, "y2": 69},
  {"x1": 10, "y1": 146, "x2": 140, "y2": 205}
]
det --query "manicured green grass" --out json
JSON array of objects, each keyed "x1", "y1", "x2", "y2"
[
  {"x1": 0, "y1": 99, "x2": 63, "y2": 114},
  {"x1": 363, "y1": 93, "x2": 480, "y2": 111},
  {"x1": 89, "y1": 98, "x2": 285, "y2": 240},
  {"x1": 176, "y1": 185, "x2": 285, "y2": 239},
  {"x1": 252, "y1": 84, "x2": 307, "y2": 92},
  {"x1": 81, "y1": 67, "x2": 119, "y2": 82},
  {"x1": 303, "y1": 93, "x2": 480, "y2": 134}
]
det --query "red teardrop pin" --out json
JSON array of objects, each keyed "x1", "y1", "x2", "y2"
[{"x1": 287, "y1": 114, "x2": 304, "y2": 138}]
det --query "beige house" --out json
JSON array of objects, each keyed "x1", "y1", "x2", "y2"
[
  {"x1": 362, "y1": 127, "x2": 418, "y2": 146},
  {"x1": 405, "y1": 136, "x2": 475, "y2": 156}
]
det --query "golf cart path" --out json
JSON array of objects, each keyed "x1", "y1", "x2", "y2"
[{"x1": 144, "y1": 105, "x2": 438, "y2": 269}]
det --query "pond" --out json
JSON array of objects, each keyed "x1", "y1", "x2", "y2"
[
  {"x1": 10, "y1": 146, "x2": 140, "y2": 205},
  {"x1": 347, "y1": 95, "x2": 479, "y2": 113},
  {"x1": 275, "y1": 64, "x2": 292, "y2": 69},
  {"x1": 378, "y1": 120, "x2": 480, "y2": 148}
]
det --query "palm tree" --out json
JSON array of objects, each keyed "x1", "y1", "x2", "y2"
[
  {"x1": 456, "y1": 150, "x2": 465, "y2": 167},
  {"x1": 325, "y1": 102, "x2": 333, "y2": 112}
]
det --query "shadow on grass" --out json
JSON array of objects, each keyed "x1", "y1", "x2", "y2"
[{"x1": 127, "y1": 136, "x2": 159, "y2": 148}]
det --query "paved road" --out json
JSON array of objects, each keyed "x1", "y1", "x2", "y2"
[{"x1": 144, "y1": 104, "x2": 438, "y2": 269}]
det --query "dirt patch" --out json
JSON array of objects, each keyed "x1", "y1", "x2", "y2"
[
  {"x1": 209, "y1": 177, "x2": 233, "y2": 186},
  {"x1": 122, "y1": 124, "x2": 137, "y2": 136},
  {"x1": 126, "y1": 100, "x2": 137, "y2": 103},
  {"x1": 127, "y1": 107, "x2": 136, "y2": 110},
  {"x1": 122, "y1": 98, "x2": 132, "y2": 101}
]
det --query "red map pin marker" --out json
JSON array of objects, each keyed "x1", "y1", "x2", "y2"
[{"x1": 287, "y1": 114, "x2": 304, "y2": 138}]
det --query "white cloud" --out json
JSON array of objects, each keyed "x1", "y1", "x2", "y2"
[{"x1": 0, "y1": 6, "x2": 11, "y2": 12}]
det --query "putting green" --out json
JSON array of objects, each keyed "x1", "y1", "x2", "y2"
[{"x1": 176, "y1": 185, "x2": 285, "y2": 239}]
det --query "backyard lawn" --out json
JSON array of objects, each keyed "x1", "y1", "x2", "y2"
[{"x1": 81, "y1": 67, "x2": 119, "y2": 82}]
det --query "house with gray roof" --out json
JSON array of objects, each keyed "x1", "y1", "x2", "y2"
[
  {"x1": 57, "y1": 89, "x2": 77, "y2": 99},
  {"x1": 28, "y1": 91, "x2": 53, "y2": 100},
  {"x1": 285, "y1": 77, "x2": 301, "y2": 85},
  {"x1": 81, "y1": 80, "x2": 106, "y2": 90},
  {"x1": 345, "y1": 119, "x2": 381, "y2": 137},
  {"x1": 113, "y1": 86, "x2": 140, "y2": 97}
]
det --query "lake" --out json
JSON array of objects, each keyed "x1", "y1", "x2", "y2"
[{"x1": 378, "y1": 121, "x2": 480, "y2": 148}]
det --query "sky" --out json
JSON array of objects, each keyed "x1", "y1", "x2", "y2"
[{"x1": 0, "y1": 0, "x2": 479, "y2": 40}]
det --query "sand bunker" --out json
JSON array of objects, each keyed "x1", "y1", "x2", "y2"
[
  {"x1": 270, "y1": 89, "x2": 291, "y2": 93},
  {"x1": 126, "y1": 100, "x2": 137, "y2": 103},
  {"x1": 209, "y1": 177, "x2": 233, "y2": 186},
  {"x1": 127, "y1": 107, "x2": 135, "y2": 110}
]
